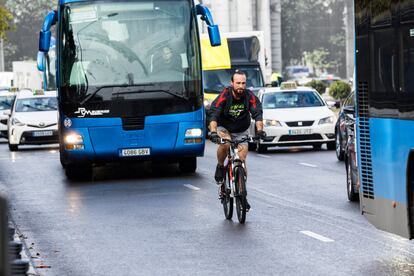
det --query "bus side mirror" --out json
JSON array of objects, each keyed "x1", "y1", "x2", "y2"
[
  {"x1": 207, "y1": 25, "x2": 221, "y2": 46},
  {"x1": 39, "y1": 10, "x2": 57, "y2": 52},
  {"x1": 196, "y1": 4, "x2": 221, "y2": 47},
  {"x1": 37, "y1": 52, "x2": 46, "y2": 72}
]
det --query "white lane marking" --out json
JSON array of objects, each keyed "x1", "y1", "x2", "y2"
[
  {"x1": 183, "y1": 184, "x2": 200, "y2": 191},
  {"x1": 300, "y1": 231, "x2": 334, "y2": 242},
  {"x1": 299, "y1": 162, "x2": 317, "y2": 168},
  {"x1": 257, "y1": 154, "x2": 271, "y2": 159}
]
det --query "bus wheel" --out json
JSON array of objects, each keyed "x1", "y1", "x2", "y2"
[
  {"x1": 66, "y1": 163, "x2": 92, "y2": 180},
  {"x1": 179, "y1": 157, "x2": 197, "y2": 173}
]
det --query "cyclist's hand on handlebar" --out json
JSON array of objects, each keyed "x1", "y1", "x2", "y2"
[
  {"x1": 257, "y1": 130, "x2": 267, "y2": 139},
  {"x1": 210, "y1": 131, "x2": 220, "y2": 143}
]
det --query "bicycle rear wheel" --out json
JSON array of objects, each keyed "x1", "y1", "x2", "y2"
[
  {"x1": 235, "y1": 166, "x2": 247, "y2": 223},
  {"x1": 222, "y1": 165, "x2": 233, "y2": 220}
]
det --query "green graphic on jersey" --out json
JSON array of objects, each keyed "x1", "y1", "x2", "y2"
[{"x1": 229, "y1": 103, "x2": 245, "y2": 118}]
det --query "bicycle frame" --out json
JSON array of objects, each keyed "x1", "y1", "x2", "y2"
[{"x1": 220, "y1": 137, "x2": 249, "y2": 198}]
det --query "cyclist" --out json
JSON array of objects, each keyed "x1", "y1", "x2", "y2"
[{"x1": 208, "y1": 70, "x2": 266, "y2": 211}]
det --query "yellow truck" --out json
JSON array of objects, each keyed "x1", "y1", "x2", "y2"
[{"x1": 201, "y1": 31, "x2": 267, "y2": 110}]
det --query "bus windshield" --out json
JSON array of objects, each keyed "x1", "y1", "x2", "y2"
[{"x1": 60, "y1": 0, "x2": 201, "y2": 104}]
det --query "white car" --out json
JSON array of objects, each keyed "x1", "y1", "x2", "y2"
[
  {"x1": 7, "y1": 90, "x2": 58, "y2": 151},
  {"x1": 249, "y1": 83, "x2": 336, "y2": 153},
  {"x1": 0, "y1": 89, "x2": 17, "y2": 138}
]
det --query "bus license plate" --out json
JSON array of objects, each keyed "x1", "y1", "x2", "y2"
[
  {"x1": 288, "y1": 129, "x2": 312, "y2": 135},
  {"x1": 33, "y1": 130, "x2": 53, "y2": 137},
  {"x1": 120, "y1": 148, "x2": 151, "y2": 157}
]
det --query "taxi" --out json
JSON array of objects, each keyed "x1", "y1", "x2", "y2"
[
  {"x1": 249, "y1": 82, "x2": 336, "y2": 153},
  {"x1": 7, "y1": 89, "x2": 58, "y2": 151},
  {"x1": 0, "y1": 88, "x2": 18, "y2": 138}
]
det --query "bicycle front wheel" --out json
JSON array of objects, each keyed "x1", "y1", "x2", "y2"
[
  {"x1": 235, "y1": 166, "x2": 247, "y2": 224},
  {"x1": 222, "y1": 166, "x2": 233, "y2": 220}
]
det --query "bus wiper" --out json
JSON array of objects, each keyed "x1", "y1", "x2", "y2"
[
  {"x1": 80, "y1": 84, "x2": 154, "y2": 105},
  {"x1": 112, "y1": 89, "x2": 188, "y2": 101}
]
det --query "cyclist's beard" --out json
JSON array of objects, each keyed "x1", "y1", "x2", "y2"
[{"x1": 234, "y1": 88, "x2": 245, "y2": 99}]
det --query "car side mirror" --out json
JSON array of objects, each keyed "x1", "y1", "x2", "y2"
[
  {"x1": 3, "y1": 110, "x2": 11, "y2": 117},
  {"x1": 343, "y1": 106, "x2": 355, "y2": 114}
]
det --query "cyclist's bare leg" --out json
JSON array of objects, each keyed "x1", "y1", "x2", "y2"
[
  {"x1": 238, "y1": 144, "x2": 248, "y2": 175},
  {"x1": 217, "y1": 130, "x2": 231, "y2": 166}
]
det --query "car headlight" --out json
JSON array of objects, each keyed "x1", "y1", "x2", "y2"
[
  {"x1": 263, "y1": 119, "x2": 282, "y2": 127},
  {"x1": 185, "y1": 128, "x2": 203, "y2": 137},
  {"x1": 11, "y1": 117, "x2": 25, "y2": 126},
  {"x1": 204, "y1": 100, "x2": 211, "y2": 108},
  {"x1": 318, "y1": 116, "x2": 335, "y2": 125}
]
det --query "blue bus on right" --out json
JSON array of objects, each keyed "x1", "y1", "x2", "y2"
[{"x1": 355, "y1": 0, "x2": 414, "y2": 238}]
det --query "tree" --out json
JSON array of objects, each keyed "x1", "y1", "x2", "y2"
[
  {"x1": 329, "y1": 80, "x2": 351, "y2": 100},
  {"x1": 305, "y1": 79, "x2": 326, "y2": 95},
  {"x1": 281, "y1": 0, "x2": 346, "y2": 77},
  {"x1": 0, "y1": 5, "x2": 12, "y2": 39},
  {"x1": 4, "y1": 0, "x2": 57, "y2": 70}
]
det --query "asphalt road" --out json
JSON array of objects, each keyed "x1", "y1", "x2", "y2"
[{"x1": 1, "y1": 140, "x2": 414, "y2": 275}]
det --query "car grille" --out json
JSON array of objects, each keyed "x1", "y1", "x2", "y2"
[
  {"x1": 285, "y1": 121, "x2": 314, "y2": 127},
  {"x1": 20, "y1": 131, "x2": 59, "y2": 144},
  {"x1": 279, "y1": 134, "x2": 323, "y2": 142},
  {"x1": 27, "y1": 123, "x2": 57, "y2": 128}
]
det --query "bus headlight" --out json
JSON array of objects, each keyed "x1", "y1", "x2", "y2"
[
  {"x1": 185, "y1": 128, "x2": 203, "y2": 137},
  {"x1": 318, "y1": 116, "x2": 335, "y2": 125},
  {"x1": 64, "y1": 133, "x2": 84, "y2": 150}
]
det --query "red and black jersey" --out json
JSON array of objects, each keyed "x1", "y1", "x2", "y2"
[{"x1": 209, "y1": 87, "x2": 263, "y2": 133}]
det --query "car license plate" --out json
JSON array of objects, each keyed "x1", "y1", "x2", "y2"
[
  {"x1": 32, "y1": 130, "x2": 53, "y2": 137},
  {"x1": 288, "y1": 129, "x2": 312, "y2": 135},
  {"x1": 120, "y1": 148, "x2": 151, "y2": 157}
]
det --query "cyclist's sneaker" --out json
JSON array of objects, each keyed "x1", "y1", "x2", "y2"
[
  {"x1": 245, "y1": 200, "x2": 251, "y2": 212},
  {"x1": 218, "y1": 184, "x2": 225, "y2": 200},
  {"x1": 214, "y1": 164, "x2": 225, "y2": 184}
]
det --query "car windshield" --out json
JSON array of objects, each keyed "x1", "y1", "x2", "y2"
[
  {"x1": 15, "y1": 97, "x2": 58, "y2": 112},
  {"x1": 0, "y1": 95, "x2": 15, "y2": 110},
  {"x1": 203, "y1": 67, "x2": 264, "y2": 93},
  {"x1": 262, "y1": 91, "x2": 324, "y2": 109}
]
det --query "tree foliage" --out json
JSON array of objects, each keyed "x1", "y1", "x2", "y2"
[
  {"x1": 305, "y1": 79, "x2": 326, "y2": 95},
  {"x1": 329, "y1": 80, "x2": 351, "y2": 100},
  {"x1": 281, "y1": 0, "x2": 346, "y2": 77},
  {"x1": 0, "y1": 4, "x2": 12, "y2": 39},
  {"x1": 4, "y1": 0, "x2": 57, "y2": 69}
]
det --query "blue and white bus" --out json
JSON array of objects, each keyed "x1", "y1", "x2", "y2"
[
  {"x1": 37, "y1": 0, "x2": 220, "y2": 179},
  {"x1": 355, "y1": 0, "x2": 414, "y2": 238}
]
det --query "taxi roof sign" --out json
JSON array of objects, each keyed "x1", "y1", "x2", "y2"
[
  {"x1": 280, "y1": 82, "x2": 297, "y2": 90},
  {"x1": 33, "y1": 89, "x2": 44, "y2": 95}
]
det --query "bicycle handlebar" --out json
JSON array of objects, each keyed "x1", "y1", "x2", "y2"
[{"x1": 215, "y1": 136, "x2": 259, "y2": 146}]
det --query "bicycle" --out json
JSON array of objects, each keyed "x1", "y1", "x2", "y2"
[{"x1": 214, "y1": 135, "x2": 258, "y2": 224}]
